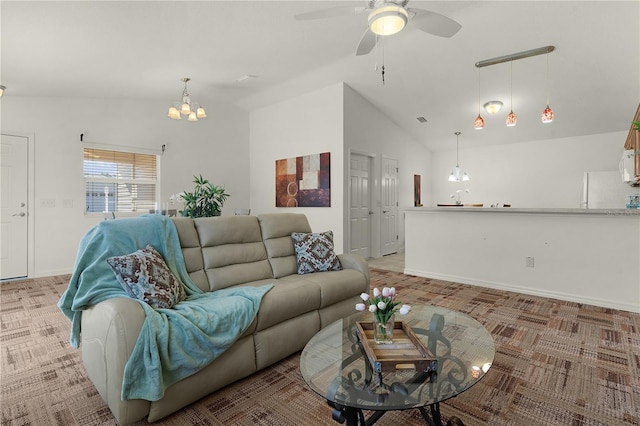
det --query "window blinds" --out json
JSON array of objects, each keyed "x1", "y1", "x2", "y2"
[{"x1": 83, "y1": 148, "x2": 158, "y2": 213}]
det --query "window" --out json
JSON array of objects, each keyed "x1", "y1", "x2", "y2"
[{"x1": 84, "y1": 148, "x2": 159, "y2": 213}]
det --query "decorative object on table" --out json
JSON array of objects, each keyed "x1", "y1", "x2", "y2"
[
  {"x1": 275, "y1": 152, "x2": 330, "y2": 207},
  {"x1": 354, "y1": 320, "x2": 437, "y2": 374},
  {"x1": 450, "y1": 188, "x2": 469, "y2": 205},
  {"x1": 167, "y1": 78, "x2": 207, "y2": 121},
  {"x1": 356, "y1": 287, "x2": 410, "y2": 344},
  {"x1": 179, "y1": 175, "x2": 229, "y2": 218}
]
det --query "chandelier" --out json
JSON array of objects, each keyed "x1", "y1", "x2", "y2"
[{"x1": 167, "y1": 78, "x2": 207, "y2": 121}]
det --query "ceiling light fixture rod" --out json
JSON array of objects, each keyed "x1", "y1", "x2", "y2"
[{"x1": 475, "y1": 45, "x2": 555, "y2": 68}]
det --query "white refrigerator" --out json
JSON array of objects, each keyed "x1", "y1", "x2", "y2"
[{"x1": 581, "y1": 171, "x2": 638, "y2": 209}]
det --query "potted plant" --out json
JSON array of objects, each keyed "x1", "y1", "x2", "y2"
[{"x1": 179, "y1": 175, "x2": 229, "y2": 218}]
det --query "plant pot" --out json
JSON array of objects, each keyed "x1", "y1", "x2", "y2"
[{"x1": 373, "y1": 314, "x2": 395, "y2": 344}]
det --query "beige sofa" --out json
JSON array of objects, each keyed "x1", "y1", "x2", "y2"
[{"x1": 80, "y1": 213, "x2": 369, "y2": 425}]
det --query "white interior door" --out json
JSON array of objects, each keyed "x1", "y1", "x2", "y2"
[
  {"x1": 349, "y1": 153, "x2": 372, "y2": 258},
  {"x1": 381, "y1": 156, "x2": 398, "y2": 256},
  {"x1": 1, "y1": 135, "x2": 29, "y2": 279}
]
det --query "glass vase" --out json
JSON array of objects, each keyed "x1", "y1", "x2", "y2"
[{"x1": 373, "y1": 314, "x2": 395, "y2": 344}]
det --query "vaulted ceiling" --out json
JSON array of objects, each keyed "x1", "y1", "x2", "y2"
[{"x1": 2, "y1": 1, "x2": 638, "y2": 151}]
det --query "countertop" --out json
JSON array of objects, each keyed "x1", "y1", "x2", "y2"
[{"x1": 406, "y1": 207, "x2": 640, "y2": 216}]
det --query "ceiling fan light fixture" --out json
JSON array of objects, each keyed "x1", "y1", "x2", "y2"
[
  {"x1": 483, "y1": 101, "x2": 503, "y2": 114},
  {"x1": 368, "y1": 4, "x2": 408, "y2": 36}
]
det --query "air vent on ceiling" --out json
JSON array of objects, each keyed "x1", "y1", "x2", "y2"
[{"x1": 416, "y1": 116, "x2": 428, "y2": 123}]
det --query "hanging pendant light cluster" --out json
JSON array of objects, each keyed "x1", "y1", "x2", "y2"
[
  {"x1": 474, "y1": 46, "x2": 555, "y2": 128},
  {"x1": 168, "y1": 78, "x2": 207, "y2": 121},
  {"x1": 448, "y1": 132, "x2": 469, "y2": 182}
]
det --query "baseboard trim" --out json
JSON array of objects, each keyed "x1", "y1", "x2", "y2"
[{"x1": 403, "y1": 268, "x2": 639, "y2": 314}]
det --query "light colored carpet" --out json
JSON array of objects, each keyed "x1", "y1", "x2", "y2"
[{"x1": 1, "y1": 271, "x2": 639, "y2": 425}]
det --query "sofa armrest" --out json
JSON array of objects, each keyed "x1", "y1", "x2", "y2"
[
  {"x1": 338, "y1": 253, "x2": 369, "y2": 283},
  {"x1": 81, "y1": 297, "x2": 150, "y2": 425}
]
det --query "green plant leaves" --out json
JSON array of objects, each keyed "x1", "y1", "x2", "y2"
[{"x1": 179, "y1": 175, "x2": 229, "y2": 218}]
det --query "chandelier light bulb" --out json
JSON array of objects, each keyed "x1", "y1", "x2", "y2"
[
  {"x1": 196, "y1": 107, "x2": 207, "y2": 119},
  {"x1": 168, "y1": 106, "x2": 181, "y2": 120},
  {"x1": 188, "y1": 111, "x2": 198, "y2": 121}
]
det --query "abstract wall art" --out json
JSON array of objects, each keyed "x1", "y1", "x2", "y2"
[{"x1": 275, "y1": 152, "x2": 330, "y2": 207}]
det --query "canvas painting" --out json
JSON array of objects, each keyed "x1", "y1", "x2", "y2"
[{"x1": 276, "y1": 152, "x2": 330, "y2": 207}]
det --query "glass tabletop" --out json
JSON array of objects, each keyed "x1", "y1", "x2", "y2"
[{"x1": 300, "y1": 305, "x2": 495, "y2": 412}]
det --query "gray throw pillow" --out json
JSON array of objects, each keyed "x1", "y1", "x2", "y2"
[
  {"x1": 291, "y1": 231, "x2": 342, "y2": 275},
  {"x1": 106, "y1": 244, "x2": 187, "y2": 309}
]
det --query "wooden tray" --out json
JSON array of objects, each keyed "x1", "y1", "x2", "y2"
[{"x1": 355, "y1": 320, "x2": 438, "y2": 374}]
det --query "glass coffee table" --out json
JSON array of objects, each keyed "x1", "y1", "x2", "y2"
[{"x1": 300, "y1": 305, "x2": 495, "y2": 426}]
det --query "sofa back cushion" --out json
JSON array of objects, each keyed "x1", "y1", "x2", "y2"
[
  {"x1": 172, "y1": 217, "x2": 209, "y2": 292},
  {"x1": 193, "y1": 216, "x2": 274, "y2": 291},
  {"x1": 258, "y1": 213, "x2": 312, "y2": 278}
]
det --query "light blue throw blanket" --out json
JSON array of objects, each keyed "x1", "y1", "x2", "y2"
[{"x1": 58, "y1": 215, "x2": 272, "y2": 401}]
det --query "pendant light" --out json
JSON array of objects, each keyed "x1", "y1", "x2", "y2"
[
  {"x1": 505, "y1": 60, "x2": 517, "y2": 127},
  {"x1": 448, "y1": 132, "x2": 470, "y2": 182},
  {"x1": 474, "y1": 68, "x2": 484, "y2": 130},
  {"x1": 541, "y1": 52, "x2": 554, "y2": 123},
  {"x1": 168, "y1": 78, "x2": 207, "y2": 121}
]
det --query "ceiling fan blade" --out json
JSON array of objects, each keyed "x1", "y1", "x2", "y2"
[
  {"x1": 294, "y1": 6, "x2": 366, "y2": 21},
  {"x1": 356, "y1": 29, "x2": 376, "y2": 56},
  {"x1": 409, "y1": 9, "x2": 462, "y2": 38}
]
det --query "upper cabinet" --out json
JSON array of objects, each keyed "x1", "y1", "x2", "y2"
[{"x1": 624, "y1": 104, "x2": 640, "y2": 185}]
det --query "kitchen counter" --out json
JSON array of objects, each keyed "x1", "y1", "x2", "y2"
[
  {"x1": 408, "y1": 207, "x2": 640, "y2": 215},
  {"x1": 404, "y1": 208, "x2": 640, "y2": 313}
]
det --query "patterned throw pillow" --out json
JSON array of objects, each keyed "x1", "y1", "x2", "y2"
[
  {"x1": 106, "y1": 245, "x2": 187, "y2": 309},
  {"x1": 291, "y1": 231, "x2": 342, "y2": 275}
]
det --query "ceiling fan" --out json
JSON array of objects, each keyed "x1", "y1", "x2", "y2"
[{"x1": 294, "y1": 0, "x2": 462, "y2": 56}]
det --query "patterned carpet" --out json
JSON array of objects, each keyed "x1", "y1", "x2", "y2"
[{"x1": 1, "y1": 271, "x2": 639, "y2": 425}]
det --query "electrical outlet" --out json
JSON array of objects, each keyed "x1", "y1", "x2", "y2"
[
  {"x1": 41, "y1": 199, "x2": 56, "y2": 208},
  {"x1": 525, "y1": 256, "x2": 535, "y2": 267}
]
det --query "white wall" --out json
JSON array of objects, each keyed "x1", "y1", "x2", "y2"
[
  {"x1": 343, "y1": 84, "x2": 432, "y2": 255},
  {"x1": 249, "y1": 83, "x2": 345, "y2": 251},
  {"x1": 2, "y1": 96, "x2": 249, "y2": 277},
  {"x1": 430, "y1": 132, "x2": 628, "y2": 208}
]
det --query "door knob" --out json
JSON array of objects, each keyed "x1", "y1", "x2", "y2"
[{"x1": 12, "y1": 212, "x2": 26, "y2": 217}]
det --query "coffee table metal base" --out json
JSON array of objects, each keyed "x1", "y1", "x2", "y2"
[{"x1": 327, "y1": 400, "x2": 442, "y2": 426}]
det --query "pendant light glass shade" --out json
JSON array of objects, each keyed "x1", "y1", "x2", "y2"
[
  {"x1": 168, "y1": 78, "x2": 207, "y2": 121},
  {"x1": 541, "y1": 105, "x2": 554, "y2": 123},
  {"x1": 474, "y1": 114, "x2": 485, "y2": 130}
]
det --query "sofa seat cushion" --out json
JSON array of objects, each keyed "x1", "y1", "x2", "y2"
[
  {"x1": 247, "y1": 276, "x2": 322, "y2": 331},
  {"x1": 298, "y1": 269, "x2": 368, "y2": 309}
]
